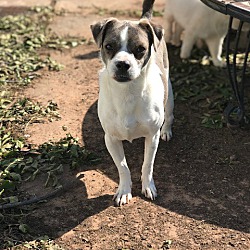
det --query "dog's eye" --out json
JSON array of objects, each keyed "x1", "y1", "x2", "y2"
[
  {"x1": 105, "y1": 44, "x2": 113, "y2": 51},
  {"x1": 136, "y1": 45, "x2": 146, "y2": 54}
]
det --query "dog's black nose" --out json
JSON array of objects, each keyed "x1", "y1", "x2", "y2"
[{"x1": 116, "y1": 61, "x2": 131, "y2": 71}]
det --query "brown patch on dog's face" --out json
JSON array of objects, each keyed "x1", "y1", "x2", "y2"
[
  {"x1": 91, "y1": 19, "x2": 162, "y2": 82},
  {"x1": 101, "y1": 21, "x2": 151, "y2": 66}
]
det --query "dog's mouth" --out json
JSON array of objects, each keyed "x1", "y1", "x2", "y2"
[{"x1": 113, "y1": 74, "x2": 132, "y2": 83}]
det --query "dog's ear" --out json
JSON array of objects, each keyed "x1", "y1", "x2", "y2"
[
  {"x1": 139, "y1": 19, "x2": 164, "y2": 51},
  {"x1": 90, "y1": 18, "x2": 117, "y2": 48}
]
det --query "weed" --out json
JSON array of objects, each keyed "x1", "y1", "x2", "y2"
[
  {"x1": 0, "y1": 6, "x2": 85, "y2": 87},
  {"x1": 0, "y1": 7, "x2": 92, "y2": 248}
]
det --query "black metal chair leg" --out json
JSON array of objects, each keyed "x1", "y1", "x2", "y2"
[{"x1": 224, "y1": 17, "x2": 248, "y2": 127}]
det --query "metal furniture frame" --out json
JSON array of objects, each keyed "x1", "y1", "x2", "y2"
[{"x1": 201, "y1": 0, "x2": 250, "y2": 127}]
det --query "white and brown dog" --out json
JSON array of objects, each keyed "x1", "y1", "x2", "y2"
[{"x1": 90, "y1": 0, "x2": 174, "y2": 206}]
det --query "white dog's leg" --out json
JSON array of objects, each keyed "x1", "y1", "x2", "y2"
[
  {"x1": 141, "y1": 130, "x2": 160, "y2": 200},
  {"x1": 206, "y1": 36, "x2": 226, "y2": 67},
  {"x1": 180, "y1": 33, "x2": 196, "y2": 59},
  {"x1": 105, "y1": 134, "x2": 132, "y2": 206},
  {"x1": 172, "y1": 22, "x2": 183, "y2": 47},
  {"x1": 161, "y1": 78, "x2": 174, "y2": 141}
]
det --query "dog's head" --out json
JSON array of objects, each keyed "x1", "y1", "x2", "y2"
[{"x1": 91, "y1": 18, "x2": 163, "y2": 83}]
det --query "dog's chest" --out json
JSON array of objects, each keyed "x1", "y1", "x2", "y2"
[{"x1": 98, "y1": 78, "x2": 164, "y2": 141}]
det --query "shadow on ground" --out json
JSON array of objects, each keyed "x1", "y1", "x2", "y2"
[{"x1": 81, "y1": 99, "x2": 250, "y2": 234}]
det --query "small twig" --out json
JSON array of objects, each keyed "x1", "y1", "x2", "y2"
[
  {"x1": 4, "y1": 99, "x2": 16, "y2": 111},
  {"x1": 0, "y1": 186, "x2": 64, "y2": 210},
  {"x1": 24, "y1": 116, "x2": 40, "y2": 132},
  {"x1": 4, "y1": 93, "x2": 18, "y2": 110}
]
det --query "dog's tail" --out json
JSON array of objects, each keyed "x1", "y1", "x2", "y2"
[{"x1": 141, "y1": 0, "x2": 155, "y2": 19}]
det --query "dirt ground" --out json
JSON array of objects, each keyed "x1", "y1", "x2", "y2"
[{"x1": 3, "y1": 0, "x2": 250, "y2": 249}]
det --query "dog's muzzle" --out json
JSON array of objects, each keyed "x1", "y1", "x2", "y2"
[{"x1": 114, "y1": 60, "x2": 132, "y2": 82}]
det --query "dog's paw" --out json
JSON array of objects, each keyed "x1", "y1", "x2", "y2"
[
  {"x1": 161, "y1": 122, "x2": 172, "y2": 141},
  {"x1": 180, "y1": 49, "x2": 191, "y2": 59},
  {"x1": 113, "y1": 184, "x2": 132, "y2": 206},
  {"x1": 161, "y1": 129, "x2": 172, "y2": 141},
  {"x1": 213, "y1": 59, "x2": 226, "y2": 68},
  {"x1": 141, "y1": 178, "x2": 157, "y2": 200}
]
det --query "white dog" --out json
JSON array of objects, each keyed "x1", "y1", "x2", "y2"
[
  {"x1": 163, "y1": 0, "x2": 229, "y2": 67},
  {"x1": 91, "y1": 0, "x2": 174, "y2": 206}
]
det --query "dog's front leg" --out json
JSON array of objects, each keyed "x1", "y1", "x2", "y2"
[
  {"x1": 180, "y1": 34, "x2": 196, "y2": 59},
  {"x1": 105, "y1": 134, "x2": 132, "y2": 206},
  {"x1": 206, "y1": 36, "x2": 226, "y2": 67},
  {"x1": 141, "y1": 130, "x2": 160, "y2": 200}
]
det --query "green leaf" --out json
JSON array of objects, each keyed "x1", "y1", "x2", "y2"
[
  {"x1": 9, "y1": 195, "x2": 18, "y2": 203},
  {"x1": 19, "y1": 223, "x2": 29, "y2": 234},
  {"x1": 0, "y1": 180, "x2": 15, "y2": 190},
  {"x1": 9, "y1": 172, "x2": 21, "y2": 181}
]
